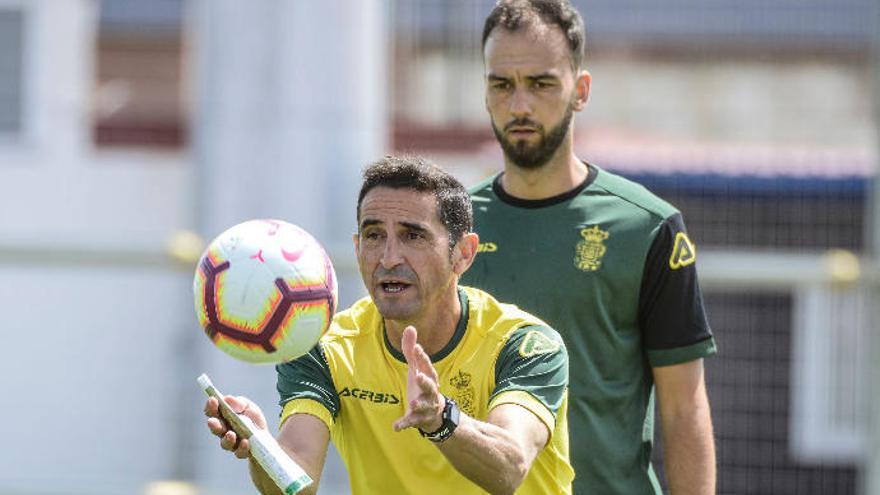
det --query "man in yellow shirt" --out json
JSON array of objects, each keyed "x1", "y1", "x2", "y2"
[{"x1": 204, "y1": 155, "x2": 572, "y2": 494}]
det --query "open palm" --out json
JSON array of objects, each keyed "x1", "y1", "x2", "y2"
[{"x1": 392, "y1": 326, "x2": 444, "y2": 433}]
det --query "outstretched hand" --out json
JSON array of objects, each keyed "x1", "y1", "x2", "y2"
[
  {"x1": 204, "y1": 394, "x2": 268, "y2": 459},
  {"x1": 392, "y1": 326, "x2": 445, "y2": 433}
]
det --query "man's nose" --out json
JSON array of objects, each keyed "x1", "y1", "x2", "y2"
[
  {"x1": 509, "y1": 87, "x2": 532, "y2": 118},
  {"x1": 380, "y1": 237, "x2": 404, "y2": 269}
]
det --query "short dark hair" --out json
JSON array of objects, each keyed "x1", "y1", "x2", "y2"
[
  {"x1": 482, "y1": 0, "x2": 586, "y2": 70},
  {"x1": 357, "y1": 155, "x2": 473, "y2": 249}
]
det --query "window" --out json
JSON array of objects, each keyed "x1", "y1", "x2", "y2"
[
  {"x1": 93, "y1": 0, "x2": 185, "y2": 147},
  {"x1": 0, "y1": 8, "x2": 24, "y2": 136},
  {"x1": 791, "y1": 283, "x2": 867, "y2": 463}
]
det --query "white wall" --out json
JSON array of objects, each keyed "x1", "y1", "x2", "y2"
[
  {"x1": 0, "y1": 2, "x2": 195, "y2": 493},
  {"x1": 189, "y1": 3, "x2": 386, "y2": 493},
  {"x1": 0, "y1": 1, "x2": 386, "y2": 494}
]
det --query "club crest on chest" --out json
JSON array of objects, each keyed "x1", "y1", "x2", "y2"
[
  {"x1": 449, "y1": 370, "x2": 476, "y2": 416},
  {"x1": 575, "y1": 225, "x2": 610, "y2": 272}
]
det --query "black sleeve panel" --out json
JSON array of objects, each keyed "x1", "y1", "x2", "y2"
[{"x1": 638, "y1": 212, "x2": 714, "y2": 351}]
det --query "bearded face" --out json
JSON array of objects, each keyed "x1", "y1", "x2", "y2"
[{"x1": 490, "y1": 101, "x2": 574, "y2": 170}]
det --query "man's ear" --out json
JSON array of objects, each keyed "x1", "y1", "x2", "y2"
[
  {"x1": 572, "y1": 69, "x2": 591, "y2": 111},
  {"x1": 452, "y1": 232, "x2": 479, "y2": 276},
  {"x1": 352, "y1": 232, "x2": 359, "y2": 257}
]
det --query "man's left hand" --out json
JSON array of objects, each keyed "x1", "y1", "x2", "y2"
[{"x1": 392, "y1": 325, "x2": 445, "y2": 433}]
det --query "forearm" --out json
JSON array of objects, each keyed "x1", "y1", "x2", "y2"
[
  {"x1": 247, "y1": 453, "x2": 320, "y2": 495},
  {"x1": 248, "y1": 458, "x2": 286, "y2": 495},
  {"x1": 436, "y1": 414, "x2": 530, "y2": 495},
  {"x1": 246, "y1": 423, "x2": 327, "y2": 495},
  {"x1": 661, "y1": 403, "x2": 716, "y2": 495}
]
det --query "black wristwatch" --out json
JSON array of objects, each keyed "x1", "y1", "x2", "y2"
[{"x1": 419, "y1": 396, "x2": 460, "y2": 443}]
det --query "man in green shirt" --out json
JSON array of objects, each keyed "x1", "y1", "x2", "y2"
[{"x1": 461, "y1": 1, "x2": 717, "y2": 493}]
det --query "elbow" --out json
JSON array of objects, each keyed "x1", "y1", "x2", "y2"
[
  {"x1": 511, "y1": 460, "x2": 531, "y2": 493},
  {"x1": 662, "y1": 399, "x2": 713, "y2": 433},
  {"x1": 494, "y1": 456, "x2": 530, "y2": 495},
  {"x1": 476, "y1": 452, "x2": 529, "y2": 495},
  {"x1": 513, "y1": 454, "x2": 531, "y2": 484}
]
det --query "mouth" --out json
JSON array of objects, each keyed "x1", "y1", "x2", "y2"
[
  {"x1": 507, "y1": 127, "x2": 538, "y2": 139},
  {"x1": 379, "y1": 280, "x2": 412, "y2": 294}
]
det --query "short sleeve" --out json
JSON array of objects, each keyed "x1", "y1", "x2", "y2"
[
  {"x1": 276, "y1": 343, "x2": 339, "y2": 426},
  {"x1": 638, "y1": 212, "x2": 717, "y2": 367},
  {"x1": 490, "y1": 325, "x2": 568, "y2": 431}
]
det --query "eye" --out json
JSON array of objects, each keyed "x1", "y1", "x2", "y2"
[
  {"x1": 407, "y1": 231, "x2": 424, "y2": 241},
  {"x1": 491, "y1": 80, "x2": 512, "y2": 91}
]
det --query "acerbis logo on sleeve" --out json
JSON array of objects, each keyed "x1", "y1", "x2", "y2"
[{"x1": 669, "y1": 232, "x2": 697, "y2": 269}]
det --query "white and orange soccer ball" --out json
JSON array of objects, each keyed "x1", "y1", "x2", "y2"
[{"x1": 193, "y1": 219, "x2": 338, "y2": 364}]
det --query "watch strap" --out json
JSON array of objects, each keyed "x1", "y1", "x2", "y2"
[{"x1": 419, "y1": 396, "x2": 460, "y2": 443}]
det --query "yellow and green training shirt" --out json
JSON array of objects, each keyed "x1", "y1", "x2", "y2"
[{"x1": 276, "y1": 286, "x2": 572, "y2": 494}]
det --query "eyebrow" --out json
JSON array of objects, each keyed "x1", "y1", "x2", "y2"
[
  {"x1": 400, "y1": 221, "x2": 429, "y2": 235},
  {"x1": 359, "y1": 219, "x2": 430, "y2": 234},
  {"x1": 523, "y1": 73, "x2": 560, "y2": 85},
  {"x1": 359, "y1": 218, "x2": 382, "y2": 230},
  {"x1": 487, "y1": 72, "x2": 559, "y2": 83}
]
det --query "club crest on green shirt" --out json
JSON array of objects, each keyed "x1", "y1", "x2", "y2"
[
  {"x1": 574, "y1": 225, "x2": 610, "y2": 272},
  {"x1": 518, "y1": 330, "x2": 560, "y2": 357}
]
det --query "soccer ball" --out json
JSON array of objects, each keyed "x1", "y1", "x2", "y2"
[{"x1": 193, "y1": 219, "x2": 338, "y2": 364}]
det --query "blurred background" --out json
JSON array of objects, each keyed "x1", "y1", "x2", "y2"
[{"x1": 0, "y1": 0, "x2": 878, "y2": 494}]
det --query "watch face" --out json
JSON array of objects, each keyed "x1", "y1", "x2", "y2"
[
  {"x1": 420, "y1": 396, "x2": 460, "y2": 443},
  {"x1": 447, "y1": 398, "x2": 461, "y2": 426}
]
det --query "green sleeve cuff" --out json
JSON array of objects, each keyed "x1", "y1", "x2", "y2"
[
  {"x1": 492, "y1": 325, "x2": 568, "y2": 415},
  {"x1": 648, "y1": 337, "x2": 717, "y2": 367}
]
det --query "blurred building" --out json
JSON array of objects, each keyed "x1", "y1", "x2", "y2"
[
  {"x1": 0, "y1": 1, "x2": 384, "y2": 494},
  {"x1": 0, "y1": 1, "x2": 192, "y2": 493}
]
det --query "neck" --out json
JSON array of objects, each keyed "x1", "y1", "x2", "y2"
[
  {"x1": 501, "y1": 140, "x2": 587, "y2": 200},
  {"x1": 385, "y1": 285, "x2": 462, "y2": 357}
]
